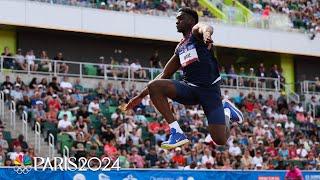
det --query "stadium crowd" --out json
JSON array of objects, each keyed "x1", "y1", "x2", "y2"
[
  {"x1": 34, "y1": 0, "x2": 212, "y2": 18},
  {"x1": 32, "y1": 0, "x2": 320, "y2": 33},
  {"x1": 242, "y1": 0, "x2": 320, "y2": 32},
  {"x1": 0, "y1": 73, "x2": 319, "y2": 170}
]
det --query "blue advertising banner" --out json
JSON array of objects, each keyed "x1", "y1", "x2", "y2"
[{"x1": 0, "y1": 168, "x2": 319, "y2": 180}]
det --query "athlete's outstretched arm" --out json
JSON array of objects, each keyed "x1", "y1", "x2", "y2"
[
  {"x1": 192, "y1": 23, "x2": 214, "y2": 46},
  {"x1": 125, "y1": 54, "x2": 180, "y2": 110}
]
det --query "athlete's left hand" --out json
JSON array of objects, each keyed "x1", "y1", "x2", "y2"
[{"x1": 203, "y1": 31, "x2": 213, "y2": 46}]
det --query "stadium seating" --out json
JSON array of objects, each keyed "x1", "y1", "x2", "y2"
[{"x1": 0, "y1": 62, "x2": 319, "y2": 170}]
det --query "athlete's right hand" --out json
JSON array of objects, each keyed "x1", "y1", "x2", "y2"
[{"x1": 124, "y1": 96, "x2": 143, "y2": 111}]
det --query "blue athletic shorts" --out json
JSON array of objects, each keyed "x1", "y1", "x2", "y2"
[{"x1": 171, "y1": 80, "x2": 225, "y2": 125}]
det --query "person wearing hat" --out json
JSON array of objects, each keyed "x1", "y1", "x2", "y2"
[
  {"x1": 10, "y1": 84, "x2": 23, "y2": 101},
  {"x1": 252, "y1": 150, "x2": 263, "y2": 168},
  {"x1": 172, "y1": 147, "x2": 185, "y2": 167}
]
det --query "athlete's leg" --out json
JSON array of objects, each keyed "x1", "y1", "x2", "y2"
[
  {"x1": 147, "y1": 79, "x2": 177, "y2": 124},
  {"x1": 148, "y1": 80, "x2": 198, "y2": 149},
  {"x1": 198, "y1": 84, "x2": 229, "y2": 146},
  {"x1": 206, "y1": 106, "x2": 229, "y2": 145}
]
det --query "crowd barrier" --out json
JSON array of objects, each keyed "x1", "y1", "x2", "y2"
[
  {"x1": 0, "y1": 56, "x2": 281, "y2": 93},
  {"x1": 0, "y1": 168, "x2": 319, "y2": 180}
]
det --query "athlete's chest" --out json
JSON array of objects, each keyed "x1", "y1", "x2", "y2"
[{"x1": 176, "y1": 41, "x2": 200, "y2": 68}]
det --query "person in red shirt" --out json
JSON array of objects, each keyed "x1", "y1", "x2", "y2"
[
  {"x1": 285, "y1": 162, "x2": 303, "y2": 180},
  {"x1": 172, "y1": 147, "x2": 185, "y2": 166},
  {"x1": 266, "y1": 143, "x2": 278, "y2": 158},
  {"x1": 288, "y1": 142, "x2": 299, "y2": 160},
  {"x1": 104, "y1": 140, "x2": 118, "y2": 160},
  {"x1": 47, "y1": 94, "x2": 61, "y2": 111}
]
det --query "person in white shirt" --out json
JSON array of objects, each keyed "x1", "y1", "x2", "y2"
[
  {"x1": 285, "y1": 120, "x2": 295, "y2": 131},
  {"x1": 251, "y1": 150, "x2": 263, "y2": 168},
  {"x1": 9, "y1": 145, "x2": 24, "y2": 162},
  {"x1": 58, "y1": 114, "x2": 72, "y2": 131},
  {"x1": 130, "y1": 59, "x2": 146, "y2": 79},
  {"x1": 60, "y1": 76, "x2": 73, "y2": 90},
  {"x1": 201, "y1": 148, "x2": 214, "y2": 165},
  {"x1": 296, "y1": 144, "x2": 308, "y2": 158},
  {"x1": 10, "y1": 84, "x2": 23, "y2": 101},
  {"x1": 229, "y1": 141, "x2": 242, "y2": 156},
  {"x1": 25, "y1": 50, "x2": 38, "y2": 71},
  {"x1": 88, "y1": 98, "x2": 100, "y2": 114},
  {"x1": 15, "y1": 49, "x2": 27, "y2": 70}
]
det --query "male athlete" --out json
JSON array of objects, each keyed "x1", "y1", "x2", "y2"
[{"x1": 125, "y1": 7, "x2": 243, "y2": 149}]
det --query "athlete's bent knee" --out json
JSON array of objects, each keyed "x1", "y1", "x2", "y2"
[
  {"x1": 147, "y1": 80, "x2": 161, "y2": 94},
  {"x1": 214, "y1": 138, "x2": 227, "y2": 146}
]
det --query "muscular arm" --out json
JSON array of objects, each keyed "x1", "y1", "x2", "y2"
[
  {"x1": 138, "y1": 54, "x2": 181, "y2": 98},
  {"x1": 192, "y1": 23, "x2": 214, "y2": 45}
]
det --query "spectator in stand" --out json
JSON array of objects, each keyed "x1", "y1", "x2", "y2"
[
  {"x1": 270, "y1": 64, "x2": 281, "y2": 89},
  {"x1": 57, "y1": 114, "x2": 73, "y2": 132},
  {"x1": 39, "y1": 50, "x2": 51, "y2": 72},
  {"x1": 128, "y1": 147, "x2": 144, "y2": 168},
  {"x1": 149, "y1": 50, "x2": 163, "y2": 68},
  {"x1": 251, "y1": 150, "x2": 263, "y2": 168},
  {"x1": 12, "y1": 134, "x2": 28, "y2": 151},
  {"x1": 119, "y1": 58, "x2": 130, "y2": 78},
  {"x1": 285, "y1": 162, "x2": 303, "y2": 180},
  {"x1": 248, "y1": 67, "x2": 256, "y2": 87},
  {"x1": 256, "y1": 63, "x2": 266, "y2": 88},
  {"x1": 228, "y1": 65, "x2": 237, "y2": 86},
  {"x1": 97, "y1": 56, "x2": 106, "y2": 76},
  {"x1": 48, "y1": 77, "x2": 61, "y2": 92},
  {"x1": 1, "y1": 47, "x2": 13, "y2": 69},
  {"x1": 54, "y1": 52, "x2": 69, "y2": 73},
  {"x1": 262, "y1": 5, "x2": 271, "y2": 28},
  {"x1": 60, "y1": 76, "x2": 73, "y2": 91},
  {"x1": 238, "y1": 67, "x2": 246, "y2": 86},
  {"x1": 25, "y1": 50, "x2": 38, "y2": 72},
  {"x1": 172, "y1": 147, "x2": 186, "y2": 167},
  {"x1": 220, "y1": 66, "x2": 228, "y2": 85},
  {"x1": 14, "y1": 49, "x2": 27, "y2": 71},
  {"x1": 0, "y1": 133, "x2": 9, "y2": 152},
  {"x1": 130, "y1": 59, "x2": 147, "y2": 79}
]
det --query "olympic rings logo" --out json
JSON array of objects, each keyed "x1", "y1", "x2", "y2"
[{"x1": 13, "y1": 166, "x2": 32, "y2": 175}]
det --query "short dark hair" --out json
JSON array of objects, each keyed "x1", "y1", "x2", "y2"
[{"x1": 178, "y1": 7, "x2": 199, "y2": 24}]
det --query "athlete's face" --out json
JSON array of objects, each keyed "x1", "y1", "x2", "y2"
[{"x1": 176, "y1": 12, "x2": 192, "y2": 33}]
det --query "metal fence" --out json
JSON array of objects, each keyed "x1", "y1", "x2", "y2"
[
  {"x1": 22, "y1": 111, "x2": 28, "y2": 141},
  {"x1": 0, "y1": 56, "x2": 281, "y2": 93},
  {"x1": 48, "y1": 133, "x2": 55, "y2": 159},
  {"x1": 301, "y1": 80, "x2": 320, "y2": 95},
  {"x1": 35, "y1": 121, "x2": 41, "y2": 154},
  {"x1": 9, "y1": 101, "x2": 16, "y2": 132}
]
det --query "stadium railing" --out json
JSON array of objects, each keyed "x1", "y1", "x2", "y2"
[
  {"x1": 301, "y1": 80, "x2": 320, "y2": 95},
  {"x1": 0, "y1": 56, "x2": 281, "y2": 93},
  {"x1": 22, "y1": 111, "x2": 28, "y2": 142},
  {"x1": 9, "y1": 100, "x2": 16, "y2": 132}
]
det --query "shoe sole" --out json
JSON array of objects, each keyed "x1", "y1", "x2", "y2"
[
  {"x1": 224, "y1": 99, "x2": 243, "y2": 124},
  {"x1": 160, "y1": 139, "x2": 190, "y2": 150}
]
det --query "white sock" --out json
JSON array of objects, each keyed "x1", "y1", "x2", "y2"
[
  {"x1": 169, "y1": 121, "x2": 183, "y2": 133},
  {"x1": 224, "y1": 108, "x2": 231, "y2": 120}
]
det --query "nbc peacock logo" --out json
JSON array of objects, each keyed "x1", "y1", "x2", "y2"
[{"x1": 13, "y1": 154, "x2": 32, "y2": 175}]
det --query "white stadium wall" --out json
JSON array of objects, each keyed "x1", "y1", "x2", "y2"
[{"x1": 0, "y1": 0, "x2": 320, "y2": 57}]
